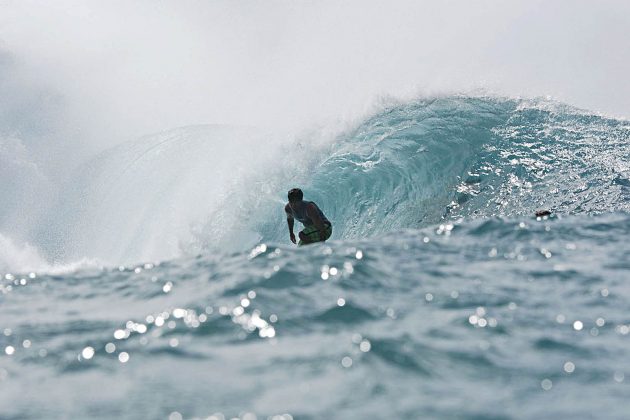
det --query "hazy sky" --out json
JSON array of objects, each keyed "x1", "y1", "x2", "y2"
[{"x1": 1, "y1": 0, "x2": 629, "y2": 167}]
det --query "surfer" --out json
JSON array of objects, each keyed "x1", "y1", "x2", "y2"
[{"x1": 285, "y1": 188, "x2": 332, "y2": 246}]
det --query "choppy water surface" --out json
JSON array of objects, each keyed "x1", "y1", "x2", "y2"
[
  {"x1": 1, "y1": 96, "x2": 630, "y2": 419},
  {"x1": 2, "y1": 213, "x2": 630, "y2": 419}
]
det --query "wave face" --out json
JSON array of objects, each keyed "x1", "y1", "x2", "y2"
[
  {"x1": 17, "y1": 96, "x2": 630, "y2": 268},
  {"x1": 309, "y1": 96, "x2": 630, "y2": 238}
]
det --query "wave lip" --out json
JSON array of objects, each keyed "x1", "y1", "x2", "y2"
[{"x1": 307, "y1": 96, "x2": 630, "y2": 242}]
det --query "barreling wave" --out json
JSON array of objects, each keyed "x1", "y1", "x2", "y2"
[
  {"x1": 23, "y1": 95, "x2": 630, "y2": 267},
  {"x1": 307, "y1": 96, "x2": 630, "y2": 239}
]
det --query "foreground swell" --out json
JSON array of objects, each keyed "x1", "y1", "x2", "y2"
[{"x1": 2, "y1": 212, "x2": 630, "y2": 419}]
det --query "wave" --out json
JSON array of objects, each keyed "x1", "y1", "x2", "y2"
[
  {"x1": 4, "y1": 95, "x2": 630, "y2": 270},
  {"x1": 310, "y1": 96, "x2": 630, "y2": 238}
]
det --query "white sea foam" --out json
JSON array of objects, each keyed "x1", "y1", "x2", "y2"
[
  {"x1": 0, "y1": 232, "x2": 105, "y2": 275},
  {"x1": 0, "y1": 233, "x2": 48, "y2": 273}
]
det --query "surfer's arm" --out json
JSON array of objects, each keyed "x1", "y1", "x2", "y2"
[{"x1": 285, "y1": 204, "x2": 296, "y2": 244}]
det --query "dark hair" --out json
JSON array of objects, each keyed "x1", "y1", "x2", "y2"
[{"x1": 288, "y1": 188, "x2": 303, "y2": 202}]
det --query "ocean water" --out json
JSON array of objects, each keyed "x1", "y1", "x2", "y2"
[{"x1": 1, "y1": 96, "x2": 630, "y2": 419}]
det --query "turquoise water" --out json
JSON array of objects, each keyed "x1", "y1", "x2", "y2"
[{"x1": 1, "y1": 96, "x2": 630, "y2": 419}]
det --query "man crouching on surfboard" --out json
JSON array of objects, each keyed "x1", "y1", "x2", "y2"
[{"x1": 285, "y1": 188, "x2": 332, "y2": 246}]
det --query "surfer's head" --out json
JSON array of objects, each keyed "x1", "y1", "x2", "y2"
[{"x1": 288, "y1": 188, "x2": 303, "y2": 203}]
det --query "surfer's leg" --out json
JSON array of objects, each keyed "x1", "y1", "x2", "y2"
[
  {"x1": 298, "y1": 226, "x2": 318, "y2": 245},
  {"x1": 298, "y1": 231, "x2": 310, "y2": 244},
  {"x1": 298, "y1": 225, "x2": 331, "y2": 245},
  {"x1": 322, "y1": 224, "x2": 332, "y2": 241}
]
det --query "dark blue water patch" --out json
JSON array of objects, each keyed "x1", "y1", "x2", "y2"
[
  {"x1": 533, "y1": 337, "x2": 593, "y2": 355},
  {"x1": 613, "y1": 175, "x2": 630, "y2": 187},
  {"x1": 312, "y1": 302, "x2": 377, "y2": 325},
  {"x1": 368, "y1": 338, "x2": 434, "y2": 375},
  {"x1": 143, "y1": 346, "x2": 208, "y2": 359}
]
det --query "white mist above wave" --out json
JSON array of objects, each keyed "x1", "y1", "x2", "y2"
[
  {"x1": 27, "y1": 125, "x2": 338, "y2": 268},
  {"x1": 2, "y1": 1, "x2": 629, "y2": 164}
]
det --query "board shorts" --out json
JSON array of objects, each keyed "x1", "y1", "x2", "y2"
[{"x1": 298, "y1": 223, "x2": 332, "y2": 246}]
